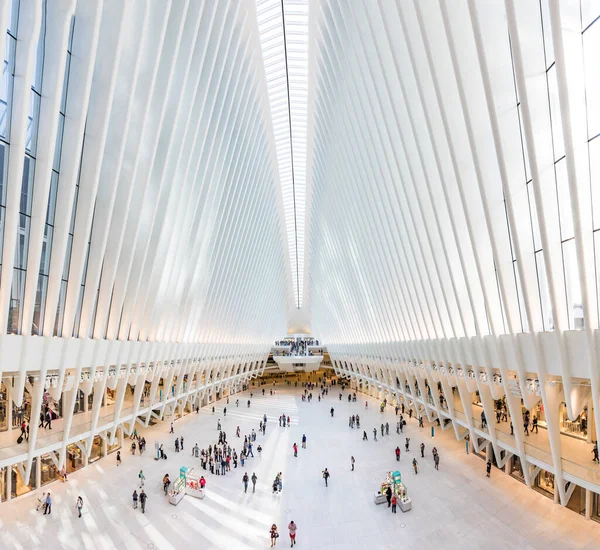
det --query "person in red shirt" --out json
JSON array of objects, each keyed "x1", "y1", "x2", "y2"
[
  {"x1": 199, "y1": 476, "x2": 206, "y2": 489},
  {"x1": 288, "y1": 521, "x2": 297, "y2": 546},
  {"x1": 391, "y1": 495, "x2": 397, "y2": 513},
  {"x1": 293, "y1": 443, "x2": 298, "y2": 457}
]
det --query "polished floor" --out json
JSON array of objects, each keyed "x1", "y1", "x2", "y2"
[{"x1": 1, "y1": 386, "x2": 599, "y2": 550}]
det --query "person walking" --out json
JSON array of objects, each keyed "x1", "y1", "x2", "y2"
[
  {"x1": 412, "y1": 458, "x2": 418, "y2": 474},
  {"x1": 224, "y1": 407, "x2": 227, "y2": 416},
  {"x1": 116, "y1": 450, "x2": 121, "y2": 466},
  {"x1": 363, "y1": 430, "x2": 368, "y2": 441},
  {"x1": 302, "y1": 434, "x2": 306, "y2": 449},
  {"x1": 45, "y1": 410, "x2": 52, "y2": 429},
  {"x1": 373, "y1": 428, "x2": 377, "y2": 441},
  {"x1": 486, "y1": 460, "x2": 492, "y2": 478},
  {"x1": 132, "y1": 490, "x2": 138, "y2": 509},
  {"x1": 524, "y1": 418, "x2": 530, "y2": 436},
  {"x1": 180, "y1": 436, "x2": 184, "y2": 451},
  {"x1": 44, "y1": 493, "x2": 52, "y2": 515},
  {"x1": 351, "y1": 456, "x2": 355, "y2": 471},
  {"x1": 532, "y1": 416, "x2": 539, "y2": 434},
  {"x1": 243, "y1": 472, "x2": 249, "y2": 493},
  {"x1": 420, "y1": 442, "x2": 425, "y2": 458},
  {"x1": 170, "y1": 422, "x2": 174, "y2": 434},
  {"x1": 76, "y1": 496, "x2": 83, "y2": 518},
  {"x1": 293, "y1": 443, "x2": 298, "y2": 457},
  {"x1": 386, "y1": 485, "x2": 392, "y2": 508},
  {"x1": 434, "y1": 452, "x2": 440, "y2": 470},
  {"x1": 593, "y1": 442, "x2": 599, "y2": 463},
  {"x1": 139, "y1": 470, "x2": 145, "y2": 488},
  {"x1": 288, "y1": 520, "x2": 297, "y2": 547},
  {"x1": 395, "y1": 446, "x2": 400, "y2": 461},
  {"x1": 270, "y1": 524, "x2": 279, "y2": 547},
  {"x1": 405, "y1": 438, "x2": 410, "y2": 452},
  {"x1": 381, "y1": 423, "x2": 384, "y2": 437},
  {"x1": 391, "y1": 494, "x2": 397, "y2": 513},
  {"x1": 251, "y1": 472, "x2": 257, "y2": 493},
  {"x1": 139, "y1": 490, "x2": 147, "y2": 513},
  {"x1": 322, "y1": 468, "x2": 330, "y2": 487}
]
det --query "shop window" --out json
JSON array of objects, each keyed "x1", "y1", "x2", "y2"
[
  {"x1": 537, "y1": 402, "x2": 590, "y2": 440},
  {"x1": 565, "y1": 483, "x2": 586, "y2": 516},
  {"x1": 66, "y1": 443, "x2": 84, "y2": 473},
  {"x1": 534, "y1": 470, "x2": 555, "y2": 498},
  {"x1": 0, "y1": 467, "x2": 6, "y2": 501},
  {"x1": 474, "y1": 438, "x2": 488, "y2": 460},
  {"x1": 11, "y1": 460, "x2": 36, "y2": 498},
  {"x1": 491, "y1": 448, "x2": 506, "y2": 472},
  {"x1": 89, "y1": 435, "x2": 104, "y2": 464},
  {"x1": 593, "y1": 491, "x2": 600, "y2": 523},
  {"x1": 510, "y1": 456, "x2": 525, "y2": 483},
  {"x1": 40, "y1": 454, "x2": 59, "y2": 486},
  {"x1": 107, "y1": 429, "x2": 121, "y2": 454}
]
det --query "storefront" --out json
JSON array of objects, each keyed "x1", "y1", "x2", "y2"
[
  {"x1": 592, "y1": 491, "x2": 600, "y2": 523},
  {"x1": 89, "y1": 435, "x2": 104, "y2": 464},
  {"x1": 565, "y1": 484, "x2": 586, "y2": 517},
  {"x1": 491, "y1": 448, "x2": 506, "y2": 472},
  {"x1": 39, "y1": 453, "x2": 59, "y2": 486},
  {"x1": 535, "y1": 402, "x2": 589, "y2": 441},
  {"x1": 534, "y1": 469, "x2": 555, "y2": 498},
  {"x1": 107, "y1": 429, "x2": 122, "y2": 454},
  {"x1": 0, "y1": 467, "x2": 7, "y2": 501},
  {"x1": 509, "y1": 455, "x2": 525, "y2": 483},
  {"x1": 11, "y1": 460, "x2": 36, "y2": 498},
  {"x1": 66, "y1": 443, "x2": 84, "y2": 473},
  {"x1": 473, "y1": 438, "x2": 488, "y2": 461}
]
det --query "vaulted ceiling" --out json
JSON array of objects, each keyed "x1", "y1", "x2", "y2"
[{"x1": 1, "y1": 0, "x2": 600, "y2": 367}]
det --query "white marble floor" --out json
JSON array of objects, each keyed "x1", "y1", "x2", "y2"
[{"x1": 1, "y1": 387, "x2": 599, "y2": 550}]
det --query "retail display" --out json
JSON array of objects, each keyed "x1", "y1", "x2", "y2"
[
  {"x1": 375, "y1": 471, "x2": 411, "y2": 512},
  {"x1": 168, "y1": 467, "x2": 188, "y2": 506},
  {"x1": 185, "y1": 469, "x2": 205, "y2": 499}
]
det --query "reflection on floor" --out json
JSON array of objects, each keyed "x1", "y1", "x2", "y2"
[{"x1": 0, "y1": 387, "x2": 599, "y2": 550}]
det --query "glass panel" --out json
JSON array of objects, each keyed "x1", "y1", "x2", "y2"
[
  {"x1": 8, "y1": 268, "x2": 25, "y2": 333},
  {"x1": 46, "y1": 171, "x2": 58, "y2": 225},
  {"x1": 563, "y1": 239, "x2": 584, "y2": 329},
  {"x1": 535, "y1": 251, "x2": 554, "y2": 330},
  {"x1": 14, "y1": 213, "x2": 29, "y2": 270},
  {"x1": 40, "y1": 224, "x2": 52, "y2": 275},
  {"x1": 32, "y1": 274, "x2": 47, "y2": 335},
  {"x1": 60, "y1": 53, "x2": 70, "y2": 114},
  {"x1": 25, "y1": 92, "x2": 40, "y2": 154},
  {"x1": 20, "y1": 156, "x2": 34, "y2": 215},
  {"x1": 53, "y1": 114, "x2": 64, "y2": 172},
  {"x1": 53, "y1": 280, "x2": 67, "y2": 336}
]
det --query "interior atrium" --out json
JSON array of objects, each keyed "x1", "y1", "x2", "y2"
[{"x1": 1, "y1": 0, "x2": 600, "y2": 548}]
